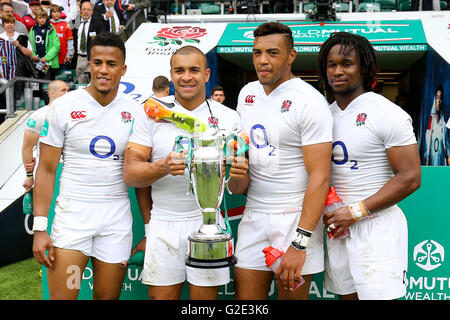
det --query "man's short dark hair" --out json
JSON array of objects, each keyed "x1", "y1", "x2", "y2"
[
  {"x1": 253, "y1": 22, "x2": 294, "y2": 51},
  {"x1": 90, "y1": 32, "x2": 126, "y2": 62},
  {"x1": 170, "y1": 45, "x2": 208, "y2": 69},
  {"x1": 152, "y1": 75, "x2": 170, "y2": 92},
  {"x1": 211, "y1": 85, "x2": 224, "y2": 95}
]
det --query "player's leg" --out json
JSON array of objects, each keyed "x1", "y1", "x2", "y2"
[
  {"x1": 277, "y1": 274, "x2": 313, "y2": 300},
  {"x1": 348, "y1": 207, "x2": 408, "y2": 300},
  {"x1": 91, "y1": 258, "x2": 127, "y2": 300},
  {"x1": 234, "y1": 268, "x2": 274, "y2": 299},
  {"x1": 234, "y1": 209, "x2": 274, "y2": 299},
  {"x1": 89, "y1": 198, "x2": 133, "y2": 300},
  {"x1": 141, "y1": 219, "x2": 189, "y2": 300},
  {"x1": 47, "y1": 248, "x2": 90, "y2": 300},
  {"x1": 186, "y1": 260, "x2": 230, "y2": 300},
  {"x1": 189, "y1": 284, "x2": 220, "y2": 300},
  {"x1": 148, "y1": 283, "x2": 184, "y2": 300}
]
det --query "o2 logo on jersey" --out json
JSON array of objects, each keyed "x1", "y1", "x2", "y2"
[
  {"x1": 332, "y1": 141, "x2": 358, "y2": 170},
  {"x1": 249, "y1": 124, "x2": 276, "y2": 157},
  {"x1": 89, "y1": 135, "x2": 120, "y2": 160}
]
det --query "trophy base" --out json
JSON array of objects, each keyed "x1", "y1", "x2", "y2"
[
  {"x1": 185, "y1": 256, "x2": 237, "y2": 269},
  {"x1": 186, "y1": 232, "x2": 237, "y2": 269}
]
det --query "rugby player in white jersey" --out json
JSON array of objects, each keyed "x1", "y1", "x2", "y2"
[
  {"x1": 32, "y1": 33, "x2": 139, "y2": 300},
  {"x1": 425, "y1": 85, "x2": 448, "y2": 166},
  {"x1": 22, "y1": 80, "x2": 69, "y2": 192},
  {"x1": 318, "y1": 32, "x2": 421, "y2": 300},
  {"x1": 123, "y1": 46, "x2": 249, "y2": 300},
  {"x1": 233, "y1": 22, "x2": 333, "y2": 300}
]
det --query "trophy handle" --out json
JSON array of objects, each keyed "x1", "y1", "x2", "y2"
[{"x1": 175, "y1": 135, "x2": 194, "y2": 193}]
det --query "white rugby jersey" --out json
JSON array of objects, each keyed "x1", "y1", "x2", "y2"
[
  {"x1": 424, "y1": 108, "x2": 447, "y2": 166},
  {"x1": 330, "y1": 92, "x2": 416, "y2": 204},
  {"x1": 237, "y1": 78, "x2": 333, "y2": 213},
  {"x1": 41, "y1": 88, "x2": 139, "y2": 201},
  {"x1": 129, "y1": 96, "x2": 241, "y2": 221},
  {"x1": 26, "y1": 105, "x2": 49, "y2": 136}
]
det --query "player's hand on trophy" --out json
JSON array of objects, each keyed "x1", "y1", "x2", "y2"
[
  {"x1": 32, "y1": 231, "x2": 55, "y2": 268},
  {"x1": 228, "y1": 156, "x2": 248, "y2": 181},
  {"x1": 166, "y1": 151, "x2": 187, "y2": 176}
]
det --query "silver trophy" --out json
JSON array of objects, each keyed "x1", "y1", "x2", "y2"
[{"x1": 182, "y1": 133, "x2": 237, "y2": 269}]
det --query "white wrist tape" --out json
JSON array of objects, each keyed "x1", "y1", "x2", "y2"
[
  {"x1": 33, "y1": 216, "x2": 48, "y2": 232},
  {"x1": 144, "y1": 223, "x2": 149, "y2": 237},
  {"x1": 348, "y1": 201, "x2": 368, "y2": 221},
  {"x1": 291, "y1": 227, "x2": 312, "y2": 251}
]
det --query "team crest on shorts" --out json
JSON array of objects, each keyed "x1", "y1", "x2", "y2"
[
  {"x1": 121, "y1": 111, "x2": 132, "y2": 123},
  {"x1": 280, "y1": 100, "x2": 292, "y2": 113},
  {"x1": 356, "y1": 113, "x2": 367, "y2": 126}
]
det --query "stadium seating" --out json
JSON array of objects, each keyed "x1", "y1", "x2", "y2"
[
  {"x1": 334, "y1": 2, "x2": 350, "y2": 12},
  {"x1": 200, "y1": 2, "x2": 221, "y2": 14},
  {"x1": 398, "y1": 0, "x2": 411, "y2": 10},
  {"x1": 375, "y1": 0, "x2": 396, "y2": 11},
  {"x1": 303, "y1": 2, "x2": 316, "y2": 11},
  {"x1": 358, "y1": 2, "x2": 381, "y2": 11}
]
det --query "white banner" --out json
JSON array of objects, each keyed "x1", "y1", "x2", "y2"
[
  {"x1": 421, "y1": 12, "x2": 450, "y2": 64},
  {"x1": 122, "y1": 23, "x2": 228, "y2": 104}
]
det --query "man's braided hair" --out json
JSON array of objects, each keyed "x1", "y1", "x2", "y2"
[{"x1": 317, "y1": 32, "x2": 378, "y2": 100}]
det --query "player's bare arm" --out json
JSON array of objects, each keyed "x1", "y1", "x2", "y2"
[
  {"x1": 123, "y1": 141, "x2": 187, "y2": 188},
  {"x1": 364, "y1": 144, "x2": 421, "y2": 212},
  {"x1": 32, "y1": 142, "x2": 62, "y2": 268},
  {"x1": 324, "y1": 144, "x2": 421, "y2": 237},
  {"x1": 22, "y1": 130, "x2": 40, "y2": 191},
  {"x1": 275, "y1": 141, "x2": 331, "y2": 290}
]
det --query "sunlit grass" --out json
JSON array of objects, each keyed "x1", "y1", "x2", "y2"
[{"x1": 0, "y1": 258, "x2": 42, "y2": 300}]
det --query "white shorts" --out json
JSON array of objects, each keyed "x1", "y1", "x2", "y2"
[
  {"x1": 51, "y1": 196, "x2": 133, "y2": 263},
  {"x1": 141, "y1": 217, "x2": 231, "y2": 287},
  {"x1": 234, "y1": 208, "x2": 324, "y2": 274},
  {"x1": 324, "y1": 205, "x2": 408, "y2": 300}
]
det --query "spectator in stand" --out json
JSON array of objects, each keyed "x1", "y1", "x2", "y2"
[
  {"x1": 0, "y1": 14, "x2": 34, "y2": 100},
  {"x1": 93, "y1": 0, "x2": 125, "y2": 34},
  {"x1": 51, "y1": 0, "x2": 78, "y2": 25},
  {"x1": 126, "y1": 0, "x2": 150, "y2": 28},
  {"x1": 75, "y1": 0, "x2": 105, "y2": 83},
  {"x1": 0, "y1": 3, "x2": 29, "y2": 34},
  {"x1": 0, "y1": 14, "x2": 34, "y2": 101},
  {"x1": 0, "y1": 0, "x2": 24, "y2": 23},
  {"x1": 29, "y1": 7, "x2": 60, "y2": 79},
  {"x1": 50, "y1": 4, "x2": 74, "y2": 68},
  {"x1": 0, "y1": 14, "x2": 33, "y2": 57},
  {"x1": 40, "y1": 0, "x2": 52, "y2": 15},
  {"x1": 22, "y1": 0, "x2": 41, "y2": 32}
]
